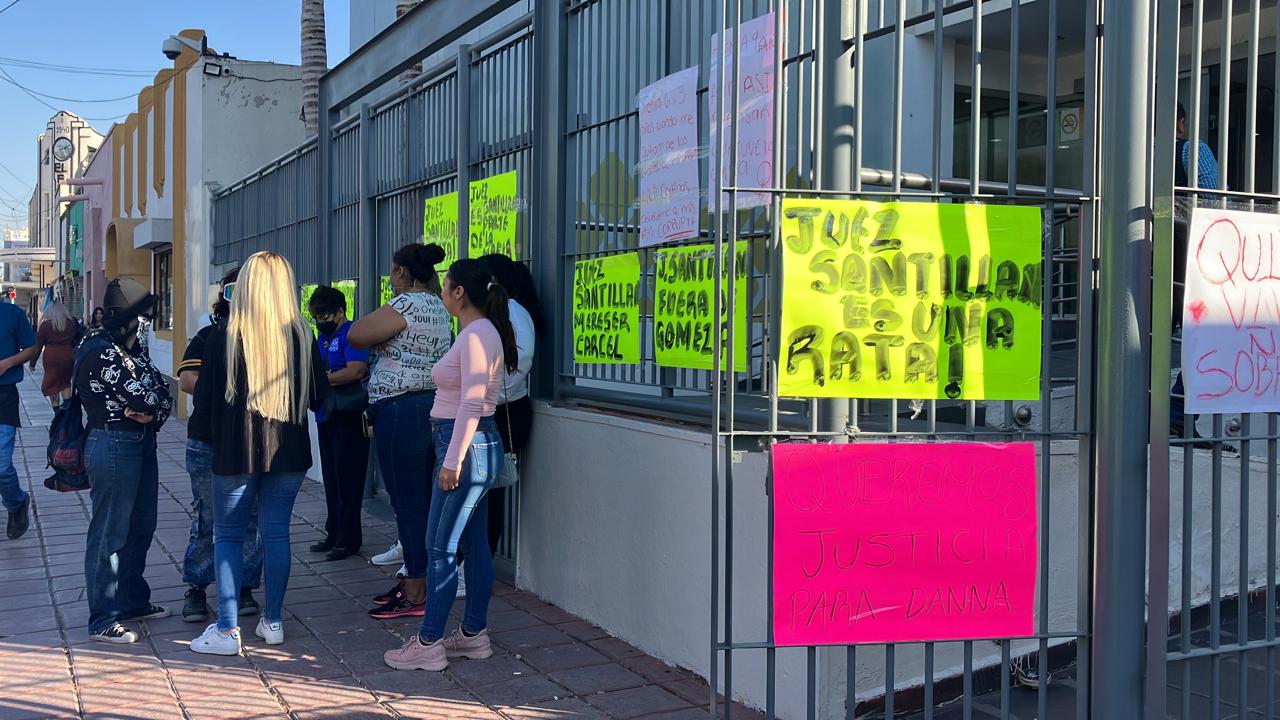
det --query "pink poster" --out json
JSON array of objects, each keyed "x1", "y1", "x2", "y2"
[{"x1": 772, "y1": 442, "x2": 1038, "y2": 646}]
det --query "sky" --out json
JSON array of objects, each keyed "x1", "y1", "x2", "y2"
[{"x1": 0, "y1": 0, "x2": 352, "y2": 230}]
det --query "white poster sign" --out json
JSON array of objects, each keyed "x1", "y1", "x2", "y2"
[
  {"x1": 637, "y1": 67, "x2": 702, "y2": 247},
  {"x1": 1182, "y1": 207, "x2": 1280, "y2": 414},
  {"x1": 709, "y1": 11, "x2": 777, "y2": 210}
]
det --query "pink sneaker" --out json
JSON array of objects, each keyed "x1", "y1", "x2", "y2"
[
  {"x1": 384, "y1": 636, "x2": 448, "y2": 671},
  {"x1": 442, "y1": 628, "x2": 493, "y2": 660}
]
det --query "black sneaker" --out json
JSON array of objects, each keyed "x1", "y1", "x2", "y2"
[
  {"x1": 309, "y1": 539, "x2": 336, "y2": 553},
  {"x1": 373, "y1": 580, "x2": 405, "y2": 606},
  {"x1": 183, "y1": 586, "x2": 210, "y2": 623},
  {"x1": 324, "y1": 547, "x2": 357, "y2": 562},
  {"x1": 6, "y1": 495, "x2": 30, "y2": 540},
  {"x1": 238, "y1": 588, "x2": 260, "y2": 617},
  {"x1": 123, "y1": 604, "x2": 171, "y2": 621},
  {"x1": 91, "y1": 623, "x2": 140, "y2": 644}
]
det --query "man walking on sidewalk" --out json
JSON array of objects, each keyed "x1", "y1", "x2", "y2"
[{"x1": 0, "y1": 298, "x2": 37, "y2": 540}]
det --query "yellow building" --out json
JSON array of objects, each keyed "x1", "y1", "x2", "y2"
[{"x1": 105, "y1": 29, "x2": 304, "y2": 402}]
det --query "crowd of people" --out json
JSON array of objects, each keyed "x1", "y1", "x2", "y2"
[{"x1": 4, "y1": 244, "x2": 538, "y2": 672}]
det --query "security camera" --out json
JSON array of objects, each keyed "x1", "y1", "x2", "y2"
[
  {"x1": 162, "y1": 34, "x2": 206, "y2": 61},
  {"x1": 162, "y1": 37, "x2": 183, "y2": 61}
]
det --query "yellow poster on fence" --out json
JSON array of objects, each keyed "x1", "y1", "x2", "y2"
[
  {"x1": 778, "y1": 199, "x2": 1043, "y2": 400},
  {"x1": 380, "y1": 276, "x2": 394, "y2": 305},
  {"x1": 468, "y1": 171, "x2": 519, "y2": 259},
  {"x1": 423, "y1": 191, "x2": 460, "y2": 272},
  {"x1": 654, "y1": 242, "x2": 749, "y2": 372},
  {"x1": 299, "y1": 284, "x2": 318, "y2": 325},
  {"x1": 333, "y1": 280, "x2": 357, "y2": 317},
  {"x1": 573, "y1": 253, "x2": 641, "y2": 364}
]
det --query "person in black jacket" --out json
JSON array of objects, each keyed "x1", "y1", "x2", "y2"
[
  {"x1": 189, "y1": 252, "x2": 331, "y2": 655},
  {"x1": 78, "y1": 278, "x2": 174, "y2": 644}
]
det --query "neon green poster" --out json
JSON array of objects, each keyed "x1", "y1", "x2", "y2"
[
  {"x1": 654, "y1": 242, "x2": 750, "y2": 372},
  {"x1": 380, "y1": 276, "x2": 394, "y2": 306},
  {"x1": 778, "y1": 199, "x2": 1043, "y2": 400},
  {"x1": 573, "y1": 253, "x2": 640, "y2": 364},
  {"x1": 423, "y1": 191, "x2": 460, "y2": 273},
  {"x1": 468, "y1": 171, "x2": 519, "y2": 260}
]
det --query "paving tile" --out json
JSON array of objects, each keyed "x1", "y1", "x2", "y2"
[
  {"x1": 181, "y1": 693, "x2": 286, "y2": 720},
  {"x1": 443, "y1": 653, "x2": 538, "y2": 691},
  {"x1": 386, "y1": 691, "x2": 502, "y2": 720},
  {"x1": 273, "y1": 676, "x2": 378, "y2": 710},
  {"x1": 358, "y1": 668, "x2": 459, "y2": 699},
  {"x1": 584, "y1": 686, "x2": 694, "y2": 719},
  {"x1": 620, "y1": 655, "x2": 690, "y2": 685},
  {"x1": 527, "y1": 604, "x2": 581, "y2": 626},
  {"x1": 589, "y1": 636, "x2": 646, "y2": 661},
  {"x1": 465, "y1": 674, "x2": 568, "y2": 707},
  {"x1": 486, "y1": 609, "x2": 546, "y2": 632},
  {"x1": 499, "y1": 697, "x2": 611, "y2": 720},
  {"x1": 78, "y1": 677, "x2": 177, "y2": 712},
  {"x1": 292, "y1": 703, "x2": 394, "y2": 719},
  {"x1": 548, "y1": 663, "x2": 648, "y2": 695},
  {"x1": 85, "y1": 700, "x2": 184, "y2": 720},
  {"x1": 166, "y1": 665, "x2": 261, "y2": 700},
  {"x1": 0, "y1": 696, "x2": 79, "y2": 720},
  {"x1": 492, "y1": 623, "x2": 573, "y2": 653},
  {"x1": 520, "y1": 642, "x2": 612, "y2": 673},
  {"x1": 558, "y1": 620, "x2": 611, "y2": 643}
]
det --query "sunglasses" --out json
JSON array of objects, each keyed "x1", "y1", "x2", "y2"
[{"x1": 222, "y1": 282, "x2": 236, "y2": 301}]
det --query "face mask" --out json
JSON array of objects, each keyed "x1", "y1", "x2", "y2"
[{"x1": 316, "y1": 320, "x2": 338, "y2": 337}]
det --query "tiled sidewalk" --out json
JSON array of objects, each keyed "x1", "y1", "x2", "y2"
[{"x1": 0, "y1": 375, "x2": 743, "y2": 720}]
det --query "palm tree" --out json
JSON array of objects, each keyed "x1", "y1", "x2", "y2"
[
  {"x1": 301, "y1": 0, "x2": 327, "y2": 137},
  {"x1": 397, "y1": 0, "x2": 422, "y2": 85}
]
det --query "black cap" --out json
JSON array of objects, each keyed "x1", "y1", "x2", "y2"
[{"x1": 102, "y1": 277, "x2": 158, "y2": 327}]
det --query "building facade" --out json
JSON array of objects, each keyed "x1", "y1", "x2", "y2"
[{"x1": 105, "y1": 29, "x2": 304, "y2": 386}]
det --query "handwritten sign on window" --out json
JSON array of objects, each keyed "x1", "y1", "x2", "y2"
[
  {"x1": 573, "y1": 253, "x2": 640, "y2": 364},
  {"x1": 654, "y1": 241, "x2": 749, "y2": 371},
  {"x1": 772, "y1": 442, "x2": 1038, "y2": 646},
  {"x1": 1182, "y1": 208, "x2": 1280, "y2": 414},
  {"x1": 778, "y1": 199, "x2": 1043, "y2": 400},
  {"x1": 637, "y1": 67, "x2": 702, "y2": 247},
  {"x1": 422, "y1": 191, "x2": 460, "y2": 272},
  {"x1": 468, "y1": 171, "x2": 519, "y2": 260},
  {"x1": 709, "y1": 12, "x2": 777, "y2": 210}
]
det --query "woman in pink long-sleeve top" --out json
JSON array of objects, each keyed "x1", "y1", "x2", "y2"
[{"x1": 384, "y1": 258, "x2": 517, "y2": 673}]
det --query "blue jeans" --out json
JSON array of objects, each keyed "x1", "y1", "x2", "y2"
[
  {"x1": 419, "y1": 417, "x2": 501, "y2": 643},
  {"x1": 0, "y1": 423, "x2": 26, "y2": 513},
  {"x1": 372, "y1": 392, "x2": 435, "y2": 579},
  {"x1": 212, "y1": 471, "x2": 304, "y2": 630},
  {"x1": 84, "y1": 428, "x2": 159, "y2": 634},
  {"x1": 183, "y1": 439, "x2": 262, "y2": 589}
]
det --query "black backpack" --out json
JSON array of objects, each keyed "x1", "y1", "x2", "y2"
[{"x1": 43, "y1": 348, "x2": 89, "y2": 492}]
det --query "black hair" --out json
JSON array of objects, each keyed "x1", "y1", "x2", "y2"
[
  {"x1": 479, "y1": 253, "x2": 541, "y2": 331},
  {"x1": 393, "y1": 243, "x2": 446, "y2": 292},
  {"x1": 211, "y1": 267, "x2": 240, "y2": 322},
  {"x1": 446, "y1": 258, "x2": 518, "y2": 373},
  {"x1": 91, "y1": 306, "x2": 104, "y2": 318},
  {"x1": 308, "y1": 285, "x2": 347, "y2": 316}
]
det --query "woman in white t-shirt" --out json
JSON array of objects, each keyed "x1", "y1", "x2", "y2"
[
  {"x1": 348, "y1": 243, "x2": 452, "y2": 619},
  {"x1": 478, "y1": 254, "x2": 538, "y2": 558}
]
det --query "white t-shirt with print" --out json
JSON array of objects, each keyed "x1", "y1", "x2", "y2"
[{"x1": 367, "y1": 292, "x2": 452, "y2": 403}]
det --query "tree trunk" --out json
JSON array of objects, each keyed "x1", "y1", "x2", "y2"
[
  {"x1": 397, "y1": 0, "x2": 423, "y2": 86},
  {"x1": 301, "y1": 0, "x2": 327, "y2": 138}
]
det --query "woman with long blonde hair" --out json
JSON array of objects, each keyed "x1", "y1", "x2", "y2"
[
  {"x1": 29, "y1": 300, "x2": 78, "y2": 406},
  {"x1": 190, "y1": 252, "x2": 331, "y2": 655}
]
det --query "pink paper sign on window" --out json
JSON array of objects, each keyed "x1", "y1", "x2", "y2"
[{"x1": 772, "y1": 442, "x2": 1038, "y2": 646}]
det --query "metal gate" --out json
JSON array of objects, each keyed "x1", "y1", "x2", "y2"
[{"x1": 207, "y1": 0, "x2": 1280, "y2": 715}]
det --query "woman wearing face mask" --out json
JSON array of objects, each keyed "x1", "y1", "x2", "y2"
[
  {"x1": 76, "y1": 278, "x2": 175, "y2": 644},
  {"x1": 384, "y1": 258, "x2": 515, "y2": 672},
  {"x1": 348, "y1": 243, "x2": 452, "y2": 619},
  {"x1": 308, "y1": 286, "x2": 371, "y2": 562}
]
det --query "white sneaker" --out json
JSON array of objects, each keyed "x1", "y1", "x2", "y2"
[
  {"x1": 456, "y1": 566, "x2": 467, "y2": 598},
  {"x1": 395, "y1": 564, "x2": 407, "y2": 578},
  {"x1": 190, "y1": 624, "x2": 241, "y2": 656},
  {"x1": 371, "y1": 541, "x2": 403, "y2": 566},
  {"x1": 255, "y1": 617, "x2": 284, "y2": 645}
]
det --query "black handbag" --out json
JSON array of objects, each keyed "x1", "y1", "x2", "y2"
[{"x1": 330, "y1": 380, "x2": 368, "y2": 413}]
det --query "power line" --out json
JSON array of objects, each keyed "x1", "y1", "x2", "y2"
[
  {"x1": 0, "y1": 71, "x2": 137, "y2": 103},
  {"x1": 0, "y1": 57, "x2": 153, "y2": 78},
  {"x1": 0, "y1": 67, "x2": 131, "y2": 122},
  {"x1": 0, "y1": 0, "x2": 27, "y2": 17},
  {"x1": 0, "y1": 160, "x2": 29, "y2": 189}
]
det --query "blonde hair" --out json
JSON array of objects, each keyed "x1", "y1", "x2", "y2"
[
  {"x1": 43, "y1": 301, "x2": 71, "y2": 332},
  {"x1": 225, "y1": 252, "x2": 312, "y2": 423}
]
